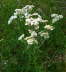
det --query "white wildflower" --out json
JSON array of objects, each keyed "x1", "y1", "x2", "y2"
[
  {"x1": 8, "y1": 5, "x2": 57, "y2": 46},
  {"x1": 52, "y1": 16, "x2": 60, "y2": 23},
  {"x1": 31, "y1": 13, "x2": 40, "y2": 16},
  {"x1": 14, "y1": 12, "x2": 18, "y2": 16},
  {"x1": 14, "y1": 5, "x2": 34, "y2": 16},
  {"x1": 39, "y1": 32, "x2": 49, "y2": 39},
  {"x1": 27, "y1": 38, "x2": 34, "y2": 44},
  {"x1": 59, "y1": 15, "x2": 63, "y2": 19},
  {"x1": 31, "y1": 31, "x2": 37, "y2": 37},
  {"x1": 23, "y1": 5, "x2": 34, "y2": 11},
  {"x1": 25, "y1": 18, "x2": 33, "y2": 25},
  {"x1": 8, "y1": 5, "x2": 34, "y2": 25},
  {"x1": 51, "y1": 14, "x2": 58, "y2": 18},
  {"x1": 24, "y1": 36, "x2": 32, "y2": 40},
  {"x1": 8, "y1": 15, "x2": 17, "y2": 24},
  {"x1": 21, "y1": 5, "x2": 34, "y2": 15},
  {"x1": 51, "y1": 14, "x2": 63, "y2": 23},
  {"x1": 24, "y1": 36, "x2": 38, "y2": 45},
  {"x1": 25, "y1": 17, "x2": 39, "y2": 26},
  {"x1": 28, "y1": 30, "x2": 33, "y2": 33},
  {"x1": 18, "y1": 34, "x2": 24, "y2": 40},
  {"x1": 25, "y1": 13, "x2": 46, "y2": 26},
  {"x1": 52, "y1": 19, "x2": 57, "y2": 24},
  {"x1": 31, "y1": 13, "x2": 41, "y2": 18},
  {"x1": 30, "y1": 13, "x2": 46, "y2": 23},
  {"x1": 15, "y1": 9, "x2": 22, "y2": 14},
  {"x1": 41, "y1": 20, "x2": 48, "y2": 23},
  {"x1": 25, "y1": 14, "x2": 32, "y2": 18},
  {"x1": 44, "y1": 25, "x2": 54, "y2": 30},
  {"x1": 27, "y1": 39, "x2": 38, "y2": 45}
]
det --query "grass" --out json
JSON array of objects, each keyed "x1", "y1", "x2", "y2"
[{"x1": 0, "y1": 0, "x2": 66, "y2": 72}]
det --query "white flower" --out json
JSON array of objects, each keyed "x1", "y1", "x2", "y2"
[
  {"x1": 24, "y1": 36, "x2": 38, "y2": 45},
  {"x1": 31, "y1": 31, "x2": 37, "y2": 37},
  {"x1": 25, "y1": 17, "x2": 39, "y2": 26},
  {"x1": 44, "y1": 25, "x2": 54, "y2": 30},
  {"x1": 31, "y1": 13, "x2": 40, "y2": 16},
  {"x1": 33, "y1": 20, "x2": 39, "y2": 25},
  {"x1": 21, "y1": 5, "x2": 34, "y2": 15},
  {"x1": 23, "y1": 5, "x2": 34, "y2": 11},
  {"x1": 24, "y1": 36, "x2": 32, "y2": 40},
  {"x1": 41, "y1": 20, "x2": 48, "y2": 23},
  {"x1": 25, "y1": 18, "x2": 33, "y2": 25},
  {"x1": 51, "y1": 14, "x2": 63, "y2": 23},
  {"x1": 14, "y1": 12, "x2": 18, "y2": 16},
  {"x1": 25, "y1": 13, "x2": 46, "y2": 26},
  {"x1": 51, "y1": 14, "x2": 63, "y2": 19},
  {"x1": 51, "y1": 14, "x2": 58, "y2": 18},
  {"x1": 30, "y1": 13, "x2": 47, "y2": 23},
  {"x1": 28, "y1": 30, "x2": 33, "y2": 33},
  {"x1": 8, "y1": 5, "x2": 34, "y2": 24},
  {"x1": 39, "y1": 32, "x2": 49, "y2": 39},
  {"x1": 8, "y1": 5, "x2": 56, "y2": 46},
  {"x1": 27, "y1": 38, "x2": 34, "y2": 44},
  {"x1": 15, "y1": 9, "x2": 22, "y2": 14},
  {"x1": 25, "y1": 14, "x2": 32, "y2": 18},
  {"x1": 27, "y1": 39, "x2": 38, "y2": 45},
  {"x1": 52, "y1": 17, "x2": 59, "y2": 24},
  {"x1": 8, "y1": 15, "x2": 17, "y2": 24},
  {"x1": 18, "y1": 34, "x2": 24, "y2": 40},
  {"x1": 59, "y1": 15, "x2": 63, "y2": 19}
]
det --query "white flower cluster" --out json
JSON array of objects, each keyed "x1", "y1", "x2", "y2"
[
  {"x1": 8, "y1": 5, "x2": 63, "y2": 45},
  {"x1": 8, "y1": 5, "x2": 34, "y2": 24},
  {"x1": 44, "y1": 25, "x2": 54, "y2": 30},
  {"x1": 25, "y1": 13, "x2": 48, "y2": 26},
  {"x1": 51, "y1": 14, "x2": 63, "y2": 23}
]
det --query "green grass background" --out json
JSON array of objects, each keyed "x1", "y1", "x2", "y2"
[{"x1": 0, "y1": 0, "x2": 66, "y2": 72}]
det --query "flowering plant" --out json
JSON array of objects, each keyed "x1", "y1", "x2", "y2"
[
  {"x1": 8, "y1": 5, "x2": 63, "y2": 72},
  {"x1": 8, "y1": 5, "x2": 63, "y2": 46}
]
